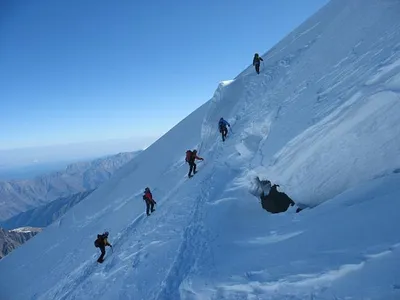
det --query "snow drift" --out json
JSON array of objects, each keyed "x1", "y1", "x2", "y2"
[{"x1": 1, "y1": 0, "x2": 400, "y2": 299}]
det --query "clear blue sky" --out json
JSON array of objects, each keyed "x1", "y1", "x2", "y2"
[{"x1": 0, "y1": 0, "x2": 328, "y2": 150}]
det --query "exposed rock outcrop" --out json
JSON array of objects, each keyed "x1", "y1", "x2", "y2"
[{"x1": 0, "y1": 227, "x2": 42, "y2": 259}]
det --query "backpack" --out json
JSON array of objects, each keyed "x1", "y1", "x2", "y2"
[
  {"x1": 185, "y1": 150, "x2": 192, "y2": 162},
  {"x1": 94, "y1": 234, "x2": 103, "y2": 248}
]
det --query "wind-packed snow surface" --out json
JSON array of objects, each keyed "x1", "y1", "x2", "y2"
[{"x1": 1, "y1": 0, "x2": 400, "y2": 299}]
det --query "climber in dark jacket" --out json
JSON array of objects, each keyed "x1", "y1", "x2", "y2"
[
  {"x1": 253, "y1": 53, "x2": 264, "y2": 74},
  {"x1": 218, "y1": 117, "x2": 231, "y2": 142},
  {"x1": 94, "y1": 231, "x2": 112, "y2": 263},
  {"x1": 185, "y1": 149, "x2": 204, "y2": 178}
]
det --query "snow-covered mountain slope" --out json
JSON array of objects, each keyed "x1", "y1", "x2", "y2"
[
  {"x1": 1, "y1": 190, "x2": 94, "y2": 229},
  {"x1": 0, "y1": 151, "x2": 141, "y2": 221},
  {"x1": 0, "y1": 227, "x2": 42, "y2": 259},
  {"x1": 1, "y1": 0, "x2": 400, "y2": 299}
]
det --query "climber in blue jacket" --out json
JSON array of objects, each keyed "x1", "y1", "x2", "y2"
[{"x1": 218, "y1": 117, "x2": 231, "y2": 142}]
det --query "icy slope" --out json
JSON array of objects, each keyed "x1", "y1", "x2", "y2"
[
  {"x1": 1, "y1": 0, "x2": 400, "y2": 299},
  {"x1": 214, "y1": 0, "x2": 400, "y2": 207},
  {"x1": 0, "y1": 101, "x2": 210, "y2": 299}
]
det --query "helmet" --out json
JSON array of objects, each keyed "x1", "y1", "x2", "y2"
[
  {"x1": 145, "y1": 187, "x2": 150, "y2": 191},
  {"x1": 104, "y1": 231, "x2": 109, "y2": 237},
  {"x1": 255, "y1": 53, "x2": 259, "y2": 57},
  {"x1": 193, "y1": 149, "x2": 197, "y2": 153}
]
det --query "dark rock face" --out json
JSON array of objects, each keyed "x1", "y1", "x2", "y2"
[
  {"x1": 0, "y1": 227, "x2": 42, "y2": 259},
  {"x1": 251, "y1": 177, "x2": 296, "y2": 214},
  {"x1": 260, "y1": 184, "x2": 295, "y2": 214}
]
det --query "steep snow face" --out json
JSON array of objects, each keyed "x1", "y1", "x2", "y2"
[
  {"x1": 1, "y1": 0, "x2": 400, "y2": 299},
  {"x1": 211, "y1": 0, "x2": 400, "y2": 207}
]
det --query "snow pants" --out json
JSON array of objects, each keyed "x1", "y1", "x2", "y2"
[
  {"x1": 188, "y1": 161, "x2": 197, "y2": 177},
  {"x1": 97, "y1": 245, "x2": 106, "y2": 262},
  {"x1": 145, "y1": 200, "x2": 155, "y2": 215},
  {"x1": 220, "y1": 126, "x2": 228, "y2": 141}
]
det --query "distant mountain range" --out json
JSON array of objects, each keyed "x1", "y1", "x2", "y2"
[
  {"x1": 1, "y1": 190, "x2": 95, "y2": 229},
  {"x1": 0, "y1": 227, "x2": 42, "y2": 259},
  {"x1": 0, "y1": 150, "x2": 142, "y2": 259},
  {"x1": 0, "y1": 151, "x2": 142, "y2": 221}
]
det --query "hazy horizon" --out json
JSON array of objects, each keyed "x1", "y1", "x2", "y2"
[
  {"x1": 0, "y1": 135, "x2": 157, "y2": 170},
  {"x1": 0, "y1": 0, "x2": 329, "y2": 179}
]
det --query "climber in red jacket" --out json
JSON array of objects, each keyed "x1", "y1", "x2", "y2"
[{"x1": 143, "y1": 187, "x2": 156, "y2": 216}]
